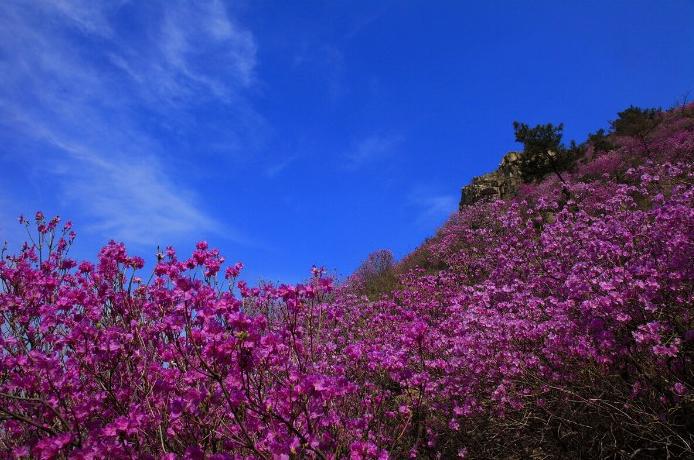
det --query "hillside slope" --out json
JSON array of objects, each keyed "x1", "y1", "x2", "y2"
[
  {"x1": 1, "y1": 104, "x2": 692, "y2": 459},
  {"x1": 343, "y1": 104, "x2": 694, "y2": 457}
]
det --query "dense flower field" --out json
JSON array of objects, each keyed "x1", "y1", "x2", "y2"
[{"x1": 1, "y1": 106, "x2": 693, "y2": 458}]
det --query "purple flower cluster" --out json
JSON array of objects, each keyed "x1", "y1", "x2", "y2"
[{"x1": 1, "y1": 106, "x2": 693, "y2": 458}]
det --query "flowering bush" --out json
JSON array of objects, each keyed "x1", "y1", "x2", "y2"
[{"x1": 1, "y1": 106, "x2": 693, "y2": 458}]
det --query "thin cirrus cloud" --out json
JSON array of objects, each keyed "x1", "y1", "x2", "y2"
[
  {"x1": 0, "y1": 0, "x2": 258, "y2": 246},
  {"x1": 408, "y1": 188, "x2": 458, "y2": 226},
  {"x1": 344, "y1": 133, "x2": 404, "y2": 170},
  {"x1": 265, "y1": 155, "x2": 300, "y2": 178},
  {"x1": 10, "y1": 114, "x2": 227, "y2": 246}
]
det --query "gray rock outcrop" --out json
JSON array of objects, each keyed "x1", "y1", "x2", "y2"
[{"x1": 459, "y1": 151, "x2": 523, "y2": 208}]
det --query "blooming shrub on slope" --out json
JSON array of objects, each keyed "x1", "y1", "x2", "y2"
[
  {"x1": 0, "y1": 222, "x2": 361, "y2": 459},
  {"x1": 352, "y1": 161, "x2": 693, "y2": 457},
  {"x1": 1, "y1": 106, "x2": 693, "y2": 458}
]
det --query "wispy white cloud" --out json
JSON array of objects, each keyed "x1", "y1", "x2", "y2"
[
  {"x1": 344, "y1": 133, "x2": 404, "y2": 170},
  {"x1": 408, "y1": 187, "x2": 457, "y2": 225},
  {"x1": 40, "y1": 0, "x2": 120, "y2": 37},
  {"x1": 265, "y1": 155, "x2": 299, "y2": 178},
  {"x1": 15, "y1": 116, "x2": 226, "y2": 245},
  {"x1": 155, "y1": 0, "x2": 257, "y2": 101},
  {"x1": 344, "y1": 6, "x2": 390, "y2": 40},
  {"x1": 0, "y1": 0, "x2": 259, "y2": 246}
]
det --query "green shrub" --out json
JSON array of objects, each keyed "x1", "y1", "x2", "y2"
[
  {"x1": 587, "y1": 128, "x2": 615, "y2": 154},
  {"x1": 610, "y1": 105, "x2": 661, "y2": 138},
  {"x1": 513, "y1": 121, "x2": 580, "y2": 183}
]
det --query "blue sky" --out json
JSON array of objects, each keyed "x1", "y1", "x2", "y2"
[{"x1": 1, "y1": 0, "x2": 693, "y2": 283}]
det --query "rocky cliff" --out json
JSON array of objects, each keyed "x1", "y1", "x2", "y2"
[{"x1": 459, "y1": 151, "x2": 523, "y2": 208}]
